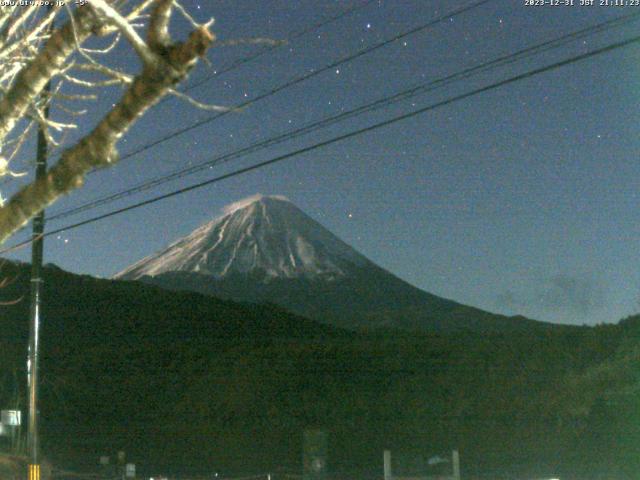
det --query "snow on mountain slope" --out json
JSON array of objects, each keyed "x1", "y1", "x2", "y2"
[
  {"x1": 116, "y1": 194, "x2": 371, "y2": 281},
  {"x1": 115, "y1": 194, "x2": 554, "y2": 333}
]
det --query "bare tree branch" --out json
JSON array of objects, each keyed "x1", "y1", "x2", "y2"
[
  {"x1": 0, "y1": 2, "x2": 215, "y2": 244},
  {"x1": 0, "y1": 5, "x2": 99, "y2": 145}
]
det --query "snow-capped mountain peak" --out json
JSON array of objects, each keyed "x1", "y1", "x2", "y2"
[{"x1": 116, "y1": 194, "x2": 370, "y2": 281}]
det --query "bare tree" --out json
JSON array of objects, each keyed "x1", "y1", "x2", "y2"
[{"x1": 0, "y1": 0, "x2": 217, "y2": 245}]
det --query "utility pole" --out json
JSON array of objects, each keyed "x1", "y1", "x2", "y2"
[{"x1": 27, "y1": 21, "x2": 52, "y2": 480}]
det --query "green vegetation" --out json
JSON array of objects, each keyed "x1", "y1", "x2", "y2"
[{"x1": 0, "y1": 262, "x2": 638, "y2": 478}]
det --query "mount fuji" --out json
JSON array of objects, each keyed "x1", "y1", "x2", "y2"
[
  {"x1": 116, "y1": 194, "x2": 548, "y2": 333},
  {"x1": 118, "y1": 194, "x2": 370, "y2": 281}
]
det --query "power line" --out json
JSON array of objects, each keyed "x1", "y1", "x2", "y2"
[
  {"x1": 3, "y1": 30, "x2": 638, "y2": 254},
  {"x1": 41, "y1": 0, "x2": 498, "y2": 220},
  {"x1": 179, "y1": 0, "x2": 379, "y2": 94},
  {"x1": 46, "y1": 9, "x2": 640, "y2": 222},
  {"x1": 80, "y1": 0, "x2": 495, "y2": 169},
  {"x1": 0, "y1": 0, "x2": 377, "y2": 189}
]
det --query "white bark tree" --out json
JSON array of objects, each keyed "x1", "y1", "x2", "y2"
[{"x1": 0, "y1": 0, "x2": 216, "y2": 245}]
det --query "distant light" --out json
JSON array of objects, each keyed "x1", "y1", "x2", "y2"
[
  {"x1": 1, "y1": 410, "x2": 20, "y2": 426},
  {"x1": 427, "y1": 455, "x2": 449, "y2": 466}
]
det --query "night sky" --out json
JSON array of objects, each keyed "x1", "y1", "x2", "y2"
[{"x1": 4, "y1": 0, "x2": 640, "y2": 326}]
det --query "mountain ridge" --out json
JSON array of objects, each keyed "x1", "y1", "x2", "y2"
[
  {"x1": 0, "y1": 259, "x2": 630, "y2": 478},
  {"x1": 116, "y1": 194, "x2": 554, "y2": 333}
]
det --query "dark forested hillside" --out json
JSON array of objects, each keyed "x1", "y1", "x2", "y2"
[{"x1": 0, "y1": 261, "x2": 637, "y2": 479}]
